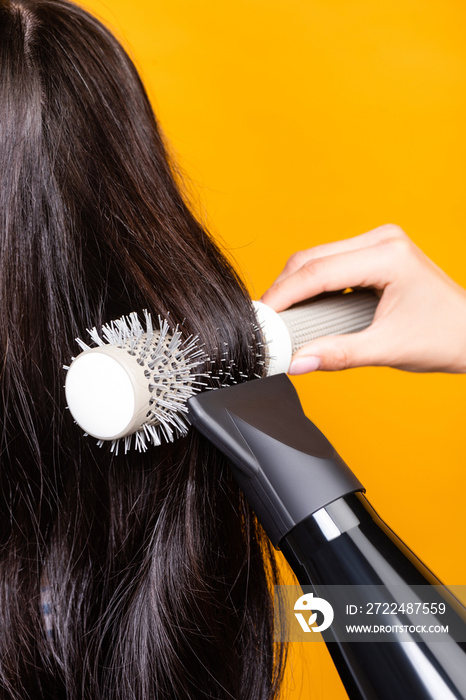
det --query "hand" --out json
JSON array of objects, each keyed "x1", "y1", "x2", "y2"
[{"x1": 261, "y1": 225, "x2": 466, "y2": 374}]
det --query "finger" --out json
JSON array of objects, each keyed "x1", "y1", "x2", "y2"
[
  {"x1": 270, "y1": 224, "x2": 406, "y2": 287},
  {"x1": 262, "y1": 240, "x2": 400, "y2": 312}
]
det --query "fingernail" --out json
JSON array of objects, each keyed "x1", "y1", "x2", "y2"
[{"x1": 288, "y1": 355, "x2": 321, "y2": 375}]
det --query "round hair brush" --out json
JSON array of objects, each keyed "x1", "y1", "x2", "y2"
[{"x1": 65, "y1": 290, "x2": 377, "y2": 452}]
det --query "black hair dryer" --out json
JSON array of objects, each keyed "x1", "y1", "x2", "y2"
[{"x1": 188, "y1": 374, "x2": 466, "y2": 700}]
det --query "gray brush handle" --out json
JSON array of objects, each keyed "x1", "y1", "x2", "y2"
[
  {"x1": 253, "y1": 290, "x2": 379, "y2": 375},
  {"x1": 280, "y1": 290, "x2": 378, "y2": 354}
]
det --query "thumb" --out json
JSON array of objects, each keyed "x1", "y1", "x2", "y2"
[{"x1": 288, "y1": 329, "x2": 379, "y2": 373}]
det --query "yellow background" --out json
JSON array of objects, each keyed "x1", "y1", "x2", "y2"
[{"x1": 82, "y1": 1, "x2": 466, "y2": 697}]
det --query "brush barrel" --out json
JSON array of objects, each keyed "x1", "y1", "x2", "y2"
[{"x1": 253, "y1": 290, "x2": 378, "y2": 375}]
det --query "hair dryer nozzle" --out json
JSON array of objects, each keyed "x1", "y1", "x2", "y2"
[{"x1": 188, "y1": 374, "x2": 363, "y2": 546}]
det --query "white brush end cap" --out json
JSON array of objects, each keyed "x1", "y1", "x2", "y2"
[
  {"x1": 65, "y1": 351, "x2": 136, "y2": 439},
  {"x1": 252, "y1": 301, "x2": 292, "y2": 375}
]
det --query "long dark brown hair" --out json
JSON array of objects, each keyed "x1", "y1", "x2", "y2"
[{"x1": 0, "y1": 1, "x2": 286, "y2": 697}]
